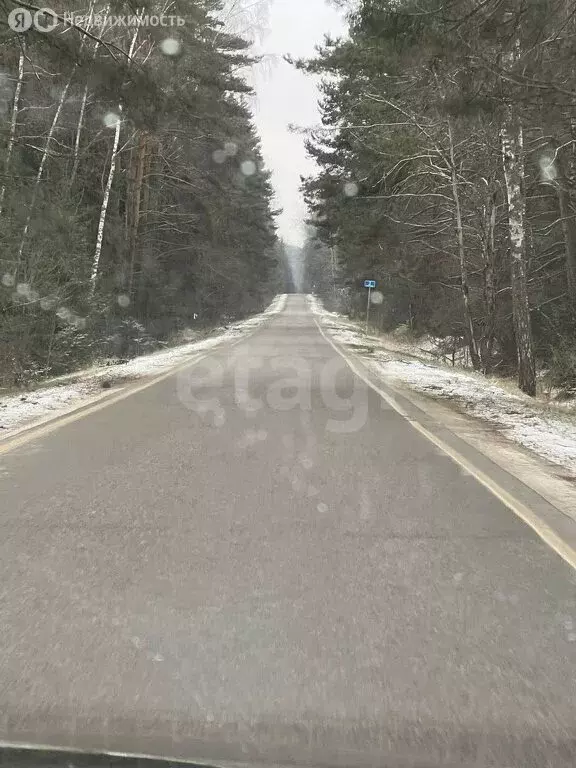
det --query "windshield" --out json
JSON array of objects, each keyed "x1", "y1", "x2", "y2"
[{"x1": 1, "y1": 2, "x2": 576, "y2": 768}]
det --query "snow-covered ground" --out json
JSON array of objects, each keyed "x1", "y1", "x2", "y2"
[
  {"x1": 309, "y1": 295, "x2": 576, "y2": 475},
  {"x1": 0, "y1": 295, "x2": 286, "y2": 435}
]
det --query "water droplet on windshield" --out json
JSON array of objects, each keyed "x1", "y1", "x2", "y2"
[
  {"x1": 160, "y1": 38, "x2": 181, "y2": 56},
  {"x1": 539, "y1": 152, "x2": 557, "y2": 181},
  {"x1": 103, "y1": 111, "x2": 121, "y2": 129},
  {"x1": 212, "y1": 149, "x2": 227, "y2": 164},
  {"x1": 240, "y1": 160, "x2": 256, "y2": 176},
  {"x1": 57, "y1": 306, "x2": 72, "y2": 321}
]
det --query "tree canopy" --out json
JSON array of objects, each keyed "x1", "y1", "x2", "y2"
[
  {"x1": 299, "y1": 0, "x2": 576, "y2": 394},
  {"x1": 0, "y1": 0, "x2": 281, "y2": 386}
]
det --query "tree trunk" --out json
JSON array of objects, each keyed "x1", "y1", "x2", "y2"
[
  {"x1": 0, "y1": 48, "x2": 25, "y2": 220},
  {"x1": 501, "y1": 108, "x2": 536, "y2": 396},
  {"x1": 447, "y1": 120, "x2": 481, "y2": 370},
  {"x1": 89, "y1": 105, "x2": 123, "y2": 292},
  {"x1": 69, "y1": 3, "x2": 102, "y2": 189},
  {"x1": 69, "y1": 84, "x2": 89, "y2": 191},
  {"x1": 134, "y1": 137, "x2": 156, "y2": 318},
  {"x1": 89, "y1": 27, "x2": 139, "y2": 294},
  {"x1": 126, "y1": 131, "x2": 148, "y2": 295},
  {"x1": 481, "y1": 191, "x2": 497, "y2": 372},
  {"x1": 124, "y1": 141, "x2": 136, "y2": 258}
]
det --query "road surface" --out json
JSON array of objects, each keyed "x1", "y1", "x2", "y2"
[{"x1": 1, "y1": 295, "x2": 576, "y2": 767}]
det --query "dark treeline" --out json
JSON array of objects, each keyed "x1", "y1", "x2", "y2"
[
  {"x1": 298, "y1": 0, "x2": 576, "y2": 395},
  {"x1": 0, "y1": 1, "x2": 282, "y2": 387}
]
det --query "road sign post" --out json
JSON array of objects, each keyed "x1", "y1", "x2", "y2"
[{"x1": 363, "y1": 280, "x2": 376, "y2": 334}]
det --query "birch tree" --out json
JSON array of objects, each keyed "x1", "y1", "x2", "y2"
[
  {"x1": 500, "y1": 18, "x2": 536, "y2": 396},
  {"x1": 89, "y1": 26, "x2": 139, "y2": 294}
]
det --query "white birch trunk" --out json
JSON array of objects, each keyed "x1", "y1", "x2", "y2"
[
  {"x1": 89, "y1": 27, "x2": 139, "y2": 293},
  {"x1": 89, "y1": 105, "x2": 123, "y2": 289},
  {"x1": 501, "y1": 107, "x2": 536, "y2": 395},
  {"x1": 500, "y1": 32, "x2": 536, "y2": 396},
  {"x1": 447, "y1": 119, "x2": 480, "y2": 370}
]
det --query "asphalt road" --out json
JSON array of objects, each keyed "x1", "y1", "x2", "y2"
[{"x1": 1, "y1": 294, "x2": 576, "y2": 768}]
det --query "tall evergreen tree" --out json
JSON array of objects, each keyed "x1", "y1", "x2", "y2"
[
  {"x1": 0, "y1": 0, "x2": 279, "y2": 385},
  {"x1": 297, "y1": 0, "x2": 576, "y2": 394}
]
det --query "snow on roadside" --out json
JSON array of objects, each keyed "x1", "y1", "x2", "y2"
[
  {"x1": 309, "y1": 295, "x2": 576, "y2": 474},
  {"x1": 372, "y1": 357, "x2": 576, "y2": 474},
  {"x1": 0, "y1": 294, "x2": 287, "y2": 435}
]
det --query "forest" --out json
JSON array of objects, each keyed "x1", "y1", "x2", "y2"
[
  {"x1": 299, "y1": 0, "x2": 576, "y2": 396},
  {"x1": 0, "y1": 0, "x2": 282, "y2": 388}
]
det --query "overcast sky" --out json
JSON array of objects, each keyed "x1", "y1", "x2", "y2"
[{"x1": 246, "y1": 0, "x2": 346, "y2": 247}]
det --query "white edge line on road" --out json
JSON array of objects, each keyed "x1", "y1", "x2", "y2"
[{"x1": 313, "y1": 315, "x2": 576, "y2": 572}]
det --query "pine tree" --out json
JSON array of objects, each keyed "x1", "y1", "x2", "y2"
[
  {"x1": 0, "y1": 0, "x2": 279, "y2": 385},
  {"x1": 297, "y1": 0, "x2": 576, "y2": 394}
]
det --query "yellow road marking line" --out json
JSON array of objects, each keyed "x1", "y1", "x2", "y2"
[{"x1": 313, "y1": 315, "x2": 576, "y2": 572}]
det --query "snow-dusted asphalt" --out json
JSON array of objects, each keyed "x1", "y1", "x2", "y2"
[{"x1": 1, "y1": 295, "x2": 576, "y2": 768}]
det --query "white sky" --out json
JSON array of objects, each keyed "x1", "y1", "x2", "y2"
[{"x1": 245, "y1": 0, "x2": 346, "y2": 247}]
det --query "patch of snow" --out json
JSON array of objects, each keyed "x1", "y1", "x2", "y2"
[
  {"x1": 370, "y1": 357, "x2": 576, "y2": 474},
  {"x1": 309, "y1": 294, "x2": 473, "y2": 366},
  {"x1": 0, "y1": 383, "x2": 98, "y2": 431},
  {"x1": 0, "y1": 295, "x2": 286, "y2": 435},
  {"x1": 308, "y1": 294, "x2": 341, "y2": 319}
]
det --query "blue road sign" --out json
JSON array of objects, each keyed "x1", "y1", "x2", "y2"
[{"x1": 364, "y1": 280, "x2": 376, "y2": 288}]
